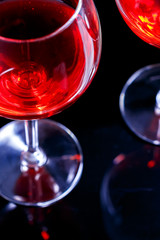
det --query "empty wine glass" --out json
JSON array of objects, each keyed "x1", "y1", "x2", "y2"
[{"x1": 0, "y1": 0, "x2": 102, "y2": 207}]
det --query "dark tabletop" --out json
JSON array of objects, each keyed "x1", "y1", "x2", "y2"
[{"x1": 0, "y1": 0, "x2": 159, "y2": 239}]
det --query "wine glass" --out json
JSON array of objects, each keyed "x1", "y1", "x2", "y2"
[
  {"x1": 115, "y1": 0, "x2": 160, "y2": 144},
  {"x1": 101, "y1": 145, "x2": 160, "y2": 240},
  {"x1": 0, "y1": 0, "x2": 102, "y2": 207}
]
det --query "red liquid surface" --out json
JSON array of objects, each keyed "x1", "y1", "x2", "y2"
[
  {"x1": 0, "y1": 0, "x2": 100, "y2": 119},
  {"x1": 117, "y1": 0, "x2": 160, "y2": 47}
]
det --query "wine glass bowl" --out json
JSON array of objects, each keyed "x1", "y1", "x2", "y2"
[
  {"x1": 116, "y1": 0, "x2": 160, "y2": 48},
  {"x1": 0, "y1": 0, "x2": 101, "y2": 120},
  {"x1": 0, "y1": 0, "x2": 102, "y2": 206}
]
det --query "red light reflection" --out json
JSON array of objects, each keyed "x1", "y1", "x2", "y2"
[
  {"x1": 14, "y1": 166, "x2": 59, "y2": 203},
  {"x1": 41, "y1": 230, "x2": 50, "y2": 240},
  {"x1": 147, "y1": 160, "x2": 156, "y2": 168}
]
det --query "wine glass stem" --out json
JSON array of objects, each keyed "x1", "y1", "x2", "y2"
[
  {"x1": 21, "y1": 120, "x2": 47, "y2": 168},
  {"x1": 24, "y1": 120, "x2": 39, "y2": 153}
]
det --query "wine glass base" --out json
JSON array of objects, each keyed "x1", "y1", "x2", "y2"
[
  {"x1": 120, "y1": 63, "x2": 160, "y2": 145},
  {"x1": 0, "y1": 119, "x2": 83, "y2": 207},
  {"x1": 101, "y1": 145, "x2": 160, "y2": 240}
]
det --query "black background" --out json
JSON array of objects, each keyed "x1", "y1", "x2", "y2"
[{"x1": 0, "y1": 0, "x2": 159, "y2": 239}]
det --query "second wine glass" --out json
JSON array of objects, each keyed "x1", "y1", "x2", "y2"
[{"x1": 116, "y1": 0, "x2": 160, "y2": 144}]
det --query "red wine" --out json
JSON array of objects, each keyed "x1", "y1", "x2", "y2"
[
  {"x1": 0, "y1": 0, "x2": 101, "y2": 119},
  {"x1": 116, "y1": 0, "x2": 160, "y2": 48}
]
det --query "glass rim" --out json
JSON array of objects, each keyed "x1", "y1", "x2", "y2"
[
  {"x1": 115, "y1": 0, "x2": 130, "y2": 21},
  {"x1": 0, "y1": 0, "x2": 82, "y2": 43}
]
